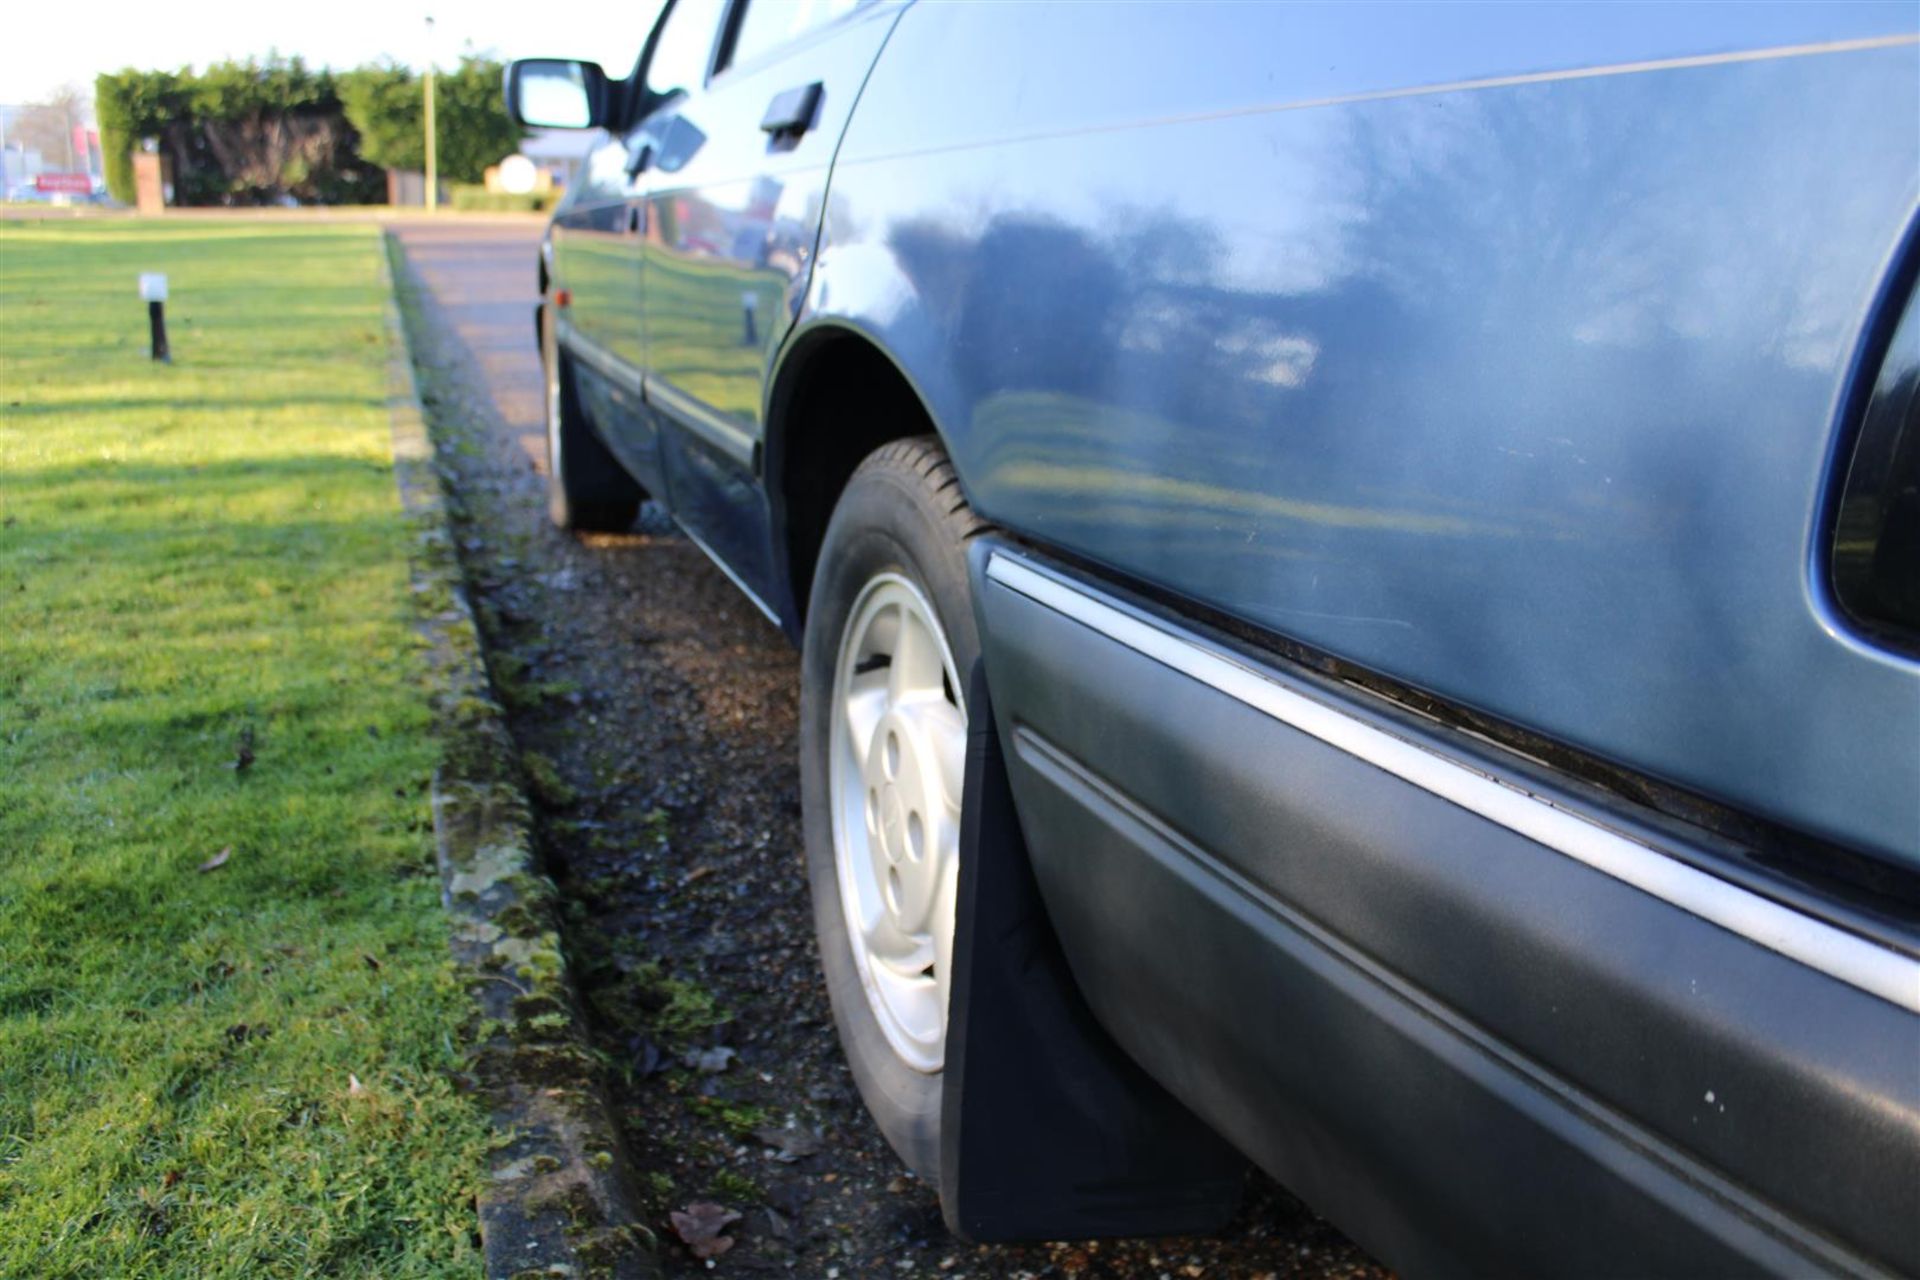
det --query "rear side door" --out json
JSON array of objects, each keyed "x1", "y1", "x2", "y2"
[
  {"x1": 548, "y1": 129, "x2": 653, "y2": 487},
  {"x1": 634, "y1": 0, "x2": 901, "y2": 612}
]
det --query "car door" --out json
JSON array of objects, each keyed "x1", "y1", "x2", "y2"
[
  {"x1": 633, "y1": 0, "x2": 902, "y2": 613},
  {"x1": 544, "y1": 0, "x2": 740, "y2": 501},
  {"x1": 548, "y1": 114, "x2": 657, "y2": 492}
]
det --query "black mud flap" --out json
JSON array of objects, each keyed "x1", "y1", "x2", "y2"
[{"x1": 938, "y1": 663, "x2": 1247, "y2": 1242}]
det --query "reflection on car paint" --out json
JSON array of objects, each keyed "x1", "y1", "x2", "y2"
[{"x1": 805, "y1": 4, "x2": 1920, "y2": 864}]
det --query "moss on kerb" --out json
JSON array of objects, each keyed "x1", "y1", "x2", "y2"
[
  {"x1": 496, "y1": 871, "x2": 556, "y2": 913},
  {"x1": 513, "y1": 992, "x2": 568, "y2": 1022},
  {"x1": 484, "y1": 931, "x2": 565, "y2": 982},
  {"x1": 454, "y1": 919, "x2": 506, "y2": 947},
  {"x1": 385, "y1": 229, "x2": 654, "y2": 1278},
  {"x1": 491, "y1": 899, "x2": 554, "y2": 941},
  {"x1": 570, "y1": 1223, "x2": 657, "y2": 1276},
  {"x1": 525, "y1": 1173, "x2": 602, "y2": 1226},
  {"x1": 522, "y1": 750, "x2": 577, "y2": 808},
  {"x1": 486, "y1": 1042, "x2": 601, "y2": 1095},
  {"x1": 448, "y1": 839, "x2": 527, "y2": 900},
  {"x1": 513, "y1": 1016, "x2": 572, "y2": 1047},
  {"x1": 450, "y1": 693, "x2": 504, "y2": 726}
]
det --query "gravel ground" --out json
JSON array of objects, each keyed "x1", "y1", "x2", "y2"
[{"x1": 388, "y1": 221, "x2": 1392, "y2": 1280}]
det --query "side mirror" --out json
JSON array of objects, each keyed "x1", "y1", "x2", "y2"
[{"x1": 504, "y1": 59, "x2": 610, "y2": 130}]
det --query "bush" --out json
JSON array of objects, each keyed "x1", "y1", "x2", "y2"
[
  {"x1": 449, "y1": 185, "x2": 551, "y2": 213},
  {"x1": 96, "y1": 54, "x2": 521, "y2": 206},
  {"x1": 96, "y1": 58, "x2": 382, "y2": 206},
  {"x1": 95, "y1": 68, "x2": 190, "y2": 204}
]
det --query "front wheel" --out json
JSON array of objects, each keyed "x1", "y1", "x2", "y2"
[
  {"x1": 540, "y1": 301, "x2": 643, "y2": 532},
  {"x1": 800, "y1": 436, "x2": 986, "y2": 1181}
]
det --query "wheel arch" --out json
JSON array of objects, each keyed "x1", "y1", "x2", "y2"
[{"x1": 764, "y1": 317, "x2": 965, "y2": 643}]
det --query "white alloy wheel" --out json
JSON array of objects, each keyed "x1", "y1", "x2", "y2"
[{"x1": 828, "y1": 572, "x2": 968, "y2": 1073}]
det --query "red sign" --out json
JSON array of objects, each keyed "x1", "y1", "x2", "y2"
[{"x1": 35, "y1": 172, "x2": 91, "y2": 195}]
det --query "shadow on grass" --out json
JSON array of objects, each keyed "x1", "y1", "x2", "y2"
[
  {"x1": 3, "y1": 394, "x2": 385, "y2": 419},
  {"x1": 6, "y1": 455, "x2": 401, "y2": 492}
]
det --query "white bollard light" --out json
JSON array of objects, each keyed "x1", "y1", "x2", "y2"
[{"x1": 139, "y1": 273, "x2": 170, "y2": 362}]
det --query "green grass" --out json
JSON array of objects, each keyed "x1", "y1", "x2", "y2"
[{"x1": 0, "y1": 219, "x2": 489, "y2": 1277}]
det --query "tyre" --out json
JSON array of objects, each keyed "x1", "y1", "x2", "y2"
[
  {"x1": 541, "y1": 301, "x2": 643, "y2": 532},
  {"x1": 800, "y1": 436, "x2": 987, "y2": 1181}
]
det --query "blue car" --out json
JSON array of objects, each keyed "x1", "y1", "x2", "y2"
[{"x1": 506, "y1": 3, "x2": 1920, "y2": 1273}]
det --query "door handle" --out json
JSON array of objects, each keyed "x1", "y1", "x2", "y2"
[
  {"x1": 760, "y1": 82, "x2": 822, "y2": 137},
  {"x1": 625, "y1": 141, "x2": 653, "y2": 178}
]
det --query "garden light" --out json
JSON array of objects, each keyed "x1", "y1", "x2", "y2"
[{"x1": 139, "y1": 272, "x2": 169, "y2": 363}]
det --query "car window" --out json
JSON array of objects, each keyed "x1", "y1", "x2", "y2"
[
  {"x1": 725, "y1": 0, "x2": 864, "y2": 72},
  {"x1": 644, "y1": 0, "x2": 729, "y2": 100}
]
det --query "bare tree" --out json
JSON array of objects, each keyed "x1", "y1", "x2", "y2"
[{"x1": 10, "y1": 85, "x2": 89, "y2": 170}]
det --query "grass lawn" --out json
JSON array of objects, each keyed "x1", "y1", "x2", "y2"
[{"x1": 0, "y1": 219, "x2": 489, "y2": 1277}]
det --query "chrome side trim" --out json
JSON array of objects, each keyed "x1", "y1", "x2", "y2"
[
  {"x1": 986, "y1": 551, "x2": 1920, "y2": 1015},
  {"x1": 554, "y1": 318, "x2": 756, "y2": 471},
  {"x1": 554, "y1": 315, "x2": 642, "y2": 398},
  {"x1": 672, "y1": 515, "x2": 781, "y2": 628},
  {"x1": 1007, "y1": 720, "x2": 1880, "y2": 1278},
  {"x1": 648, "y1": 375, "x2": 757, "y2": 472}
]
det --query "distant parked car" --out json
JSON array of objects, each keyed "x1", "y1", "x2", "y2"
[{"x1": 508, "y1": 3, "x2": 1920, "y2": 1274}]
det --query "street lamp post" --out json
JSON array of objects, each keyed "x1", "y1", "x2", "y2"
[{"x1": 423, "y1": 15, "x2": 438, "y2": 214}]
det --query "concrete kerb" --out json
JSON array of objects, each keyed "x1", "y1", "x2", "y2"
[{"x1": 379, "y1": 230, "x2": 658, "y2": 1280}]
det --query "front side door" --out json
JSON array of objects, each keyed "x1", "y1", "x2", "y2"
[{"x1": 633, "y1": 0, "x2": 902, "y2": 611}]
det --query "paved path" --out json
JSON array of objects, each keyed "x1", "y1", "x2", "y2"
[{"x1": 389, "y1": 219, "x2": 549, "y2": 473}]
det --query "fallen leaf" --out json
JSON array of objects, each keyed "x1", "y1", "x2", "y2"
[
  {"x1": 361, "y1": 953, "x2": 381, "y2": 971},
  {"x1": 683, "y1": 1045, "x2": 736, "y2": 1075},
  {"x1": 669, "y1": 1201, "x2": 741, "y2": 1260},
  {"x1": 680, "y1": 864, "x2": 715, "y2": 887},
  {"x1": 197, "y1": 847, "x2": 231, "y2": 873},
  {"x1": 161, "y1": 1170, "x2": 182, "y2": 1189},
  {"x1": 751, "y1": 1125, "x2": 824, "y2": 1163},
  {"x1": 348, "y1": 1073, "x2": 368, "y2": 1097}
]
